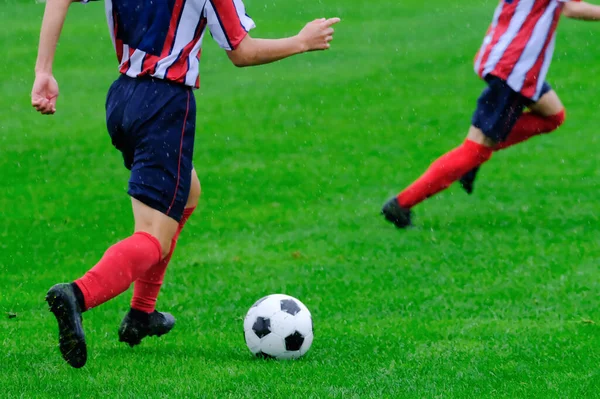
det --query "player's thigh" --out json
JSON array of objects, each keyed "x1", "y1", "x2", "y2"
[
  {"x1": 528, "y1": 86, "x2": 564, "y2": 117},
  {"x1": 186, "y1": 168, "x2": 201, "y2": 209}
]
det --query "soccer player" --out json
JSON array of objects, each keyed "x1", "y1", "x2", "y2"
[
  {"x1": 382, "y1": 0, "x2": 600, "y2": 229},
  {"x1": 33, "y1": 0, "x2": 340, "y2": 368}
]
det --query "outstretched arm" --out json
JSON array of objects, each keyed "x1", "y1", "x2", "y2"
[
  {"x1": 563, "y1": 1, "x2": 600, "y2": 20},
  {"x1": 227, "y1": 18, "x2": 341, "y2": 68},
  {"x1": 32, "y1": 0, "x2": 76, "y2": 115}
]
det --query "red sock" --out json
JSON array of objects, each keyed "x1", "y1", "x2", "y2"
[
  {"x1": 398, "y1": 139, "x2": 493, "y2": 208},
  {"x1": 74, "y1": 232, "x2": 162, "y2": 310},
  {"x1": 495, "y1": 110, "x2": 565, "y2": 150},
  {"x1": 130, "y1": 207, "x2": 196, "y2": 313}
]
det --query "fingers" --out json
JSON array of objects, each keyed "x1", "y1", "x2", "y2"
[
  {"x1": 32, "y1": 96, "x2": 56, "y2": 114},
  {"x1": 45, "y1": 102, "x2": 57, "y2": 114},
  {"x1": 32, "y1": 97, "x2": 47, "y2": 112},
  {"x1": 321, "y1": 27, "x2": 336, "y2": 49},
  {"x1": 325, "y1": 17, "x2": 341, "y2": 27},
  {"x1": 34, "y1": 100, "x2": 53, "y2": 114},
  {"x1": 300, "y1": 16, "x2": 341, "y2": 52},
  {"x1": 312, "y1": 17, "x2": 340, "y2": 27},
  {"x1": 321, "y1": 18, "x2": 339, "y2": 49},
  {"x1": 48, "y1": 94, "x2": 58, "y2": 111},
  {"x1": 31, "y1": 74, "x2": 59, "y2": 115}
]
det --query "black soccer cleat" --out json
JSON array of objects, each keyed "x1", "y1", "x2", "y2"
[
  {"x1": 459, "y1": 166, "x2": 480, "y2": 195},
  {"x1": 381, "y1": 196, "x2": 412, "y2": 228},
  {"x1": 118, "y1": 309, "x2": 176, "y2": 347},
  {"x1": 45, "y1": 283, "x2": 87, "y2": 369}
]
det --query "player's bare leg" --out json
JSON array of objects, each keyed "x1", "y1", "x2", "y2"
[
  {"x1": 460, "y1": 90, "x2": 566, "y2": 194},
  {"x1": 382, "y1": 127, "x2": 494, "y2": 228},
  {"x1": 466, "y1": 126, "x2": 497, "y2": 147},
  {"x1": 527, "y1": 90, "x2": 564, "y2": 116},
  {"x1": 119, "y1": 169, "x2": 202, "y2": 347},
  {"x1": 186, "y1": 169, "x2": 202, "y2": 208},
  {"x1": 132, "y1": 198, "x2": 179, "y2": 258}
]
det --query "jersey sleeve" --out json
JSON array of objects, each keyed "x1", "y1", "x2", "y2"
[{"x1": 205, "y1": 0, "x2": 256, "y2": 51}]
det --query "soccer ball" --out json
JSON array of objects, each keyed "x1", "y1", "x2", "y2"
[{"x1": 243, "y1": 294, "x2": 313, "y2": 359}]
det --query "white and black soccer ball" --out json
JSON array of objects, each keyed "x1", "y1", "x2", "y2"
[{"x1": 243, "y1": 294, "x2": 313, "y2": 359}]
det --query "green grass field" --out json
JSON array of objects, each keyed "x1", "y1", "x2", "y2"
[{"x1": 2, "y1": 0, "x2": 600, "y2": 397}]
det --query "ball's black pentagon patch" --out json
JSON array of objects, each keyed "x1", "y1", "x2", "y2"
[
  {"x1": 251, "y1": 296, "x2": 269, "y2": 308},
  {"x1": 280, "y1": 299, "x2": 301, "y2": 316},
  {"x1": 285, "y1": 331, "x2": 304, "y2": 351},
  {"x1": 257, "y1": 351, "x2": 277, "y2": 360},
  {"x1": 252, "y1": 317, "x2": 271, "y2": 338}
]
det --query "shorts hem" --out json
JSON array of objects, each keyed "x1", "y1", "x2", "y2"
[{"x1": 128, "y1": 191, "x2": 183, "y2": 223}]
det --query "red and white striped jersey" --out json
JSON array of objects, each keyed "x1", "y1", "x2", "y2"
[
  {"x1": 474, "y1": 0, "x2": 579, "y2": 100},
  {"x1": 102, "y1": 0, "x2": 255, "y2": 88}
]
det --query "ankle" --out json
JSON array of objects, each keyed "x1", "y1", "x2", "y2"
[
  {"x1": 71, "y1": 282, "x2": 86, "y2": 311},
  {"x1": 129, "y1": 307, "x2": 151, "y2": 323}
]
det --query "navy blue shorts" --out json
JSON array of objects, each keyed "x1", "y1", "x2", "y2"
[
  {"x1": 472, "y1": 75, "x2": 552, "y2": 142},
  {"x1": 106, "y1": 75, "x2": 196, "y2": 222}
]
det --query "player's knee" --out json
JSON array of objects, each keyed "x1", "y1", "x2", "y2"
[
  {"x1": 131, "y1": 198, "x2": 179, "y2": 258},
  {"x1": 140, "y1": 229, "x2": 175, "y2": 259},
  {"x1": 556, "y1": 108, "x2": 566, "y2": 125},
  {"x1": 466, "y1": 126, "x2": 496, "y2": 148},
  {"x1": 158, "y1": 237, "x2": 173, "y2": 259},
  {"x1": 548, "y1": 108, "x2": 566, "y2": 131},
  {"x1": 136, "y1": 228, "x2": 174, "y2": 259}
]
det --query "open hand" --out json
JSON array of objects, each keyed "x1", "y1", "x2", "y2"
[
  {"x1": 298, "y1": 17, "x2": 341, "y2": 52},
  {"x1": 32, "y1": 72, "x2": 59, "y2": 115}
]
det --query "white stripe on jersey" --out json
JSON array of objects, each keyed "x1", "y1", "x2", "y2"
[
  {"x1": 474, "y1": 1, "x2": 504, "y2": 74},
  {"x1": 232, "y1": 0, "x2": 255, "y2": 32},
  {"x1": 185, "y1": 33, "x2": 206, "y2": 86},
  {"x1": 154, "y1": 53, "x2": 179, "y2": 80},
  {"x1": 126, "y1": 49, "x2": 145, "y2": 76},
  {"x1": 105, "y1": 0, "x2": 116, "y2": 50},
  {"x1": 506, "y1": 1, "x2": 559, "y2": 94},
  {"x1": 205, "y1": 0, "x2": 256, "y2": 51},
  {"x1": 535, "y1": 33, "x2": 556, "y2": 100},
  {"x1": 120, "y1": 44, "x2": 130, "y2": 69},
  {"x1": 155, "y1": 1, "x2": 204, "y2": 79},
  {"x1": 483, "y1": 0, "x2": 535, "y2": 77},
  {"x1": 205, "y1": 2, "x2": 228, "y2": 50}
]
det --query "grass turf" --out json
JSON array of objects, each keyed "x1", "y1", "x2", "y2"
[{"x1": 1, "y1": 0, "x2": 600, "y2": 397}]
